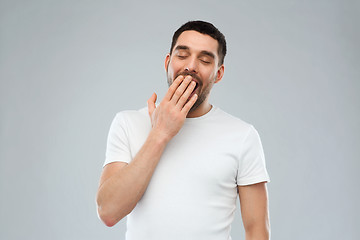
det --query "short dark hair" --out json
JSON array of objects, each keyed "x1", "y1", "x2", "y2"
[{"x1": 170, "y1": 20, "x2": 227, "y2": 66}]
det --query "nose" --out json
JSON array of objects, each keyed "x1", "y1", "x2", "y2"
[{"x1": 184, "y1": 57, "x2": 198, "y2": 73}]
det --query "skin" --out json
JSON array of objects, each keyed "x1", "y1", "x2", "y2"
[
  {"x1": 96, "y1": 30, "x2": 270, "y2": 239},
  {"x1": 239, "y1": 182, "x2": 270, "y2": 240}
]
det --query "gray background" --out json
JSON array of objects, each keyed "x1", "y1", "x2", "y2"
[{"x1": 1, "y1": 0, "x2": 359, "y2": 239}]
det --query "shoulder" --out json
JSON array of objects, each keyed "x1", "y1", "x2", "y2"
[
  {"x1": 212, "y1": 107, "x2": 254, "y2": 133},
  {"x1": 113, "y1": 107, "x2": 148, "y2": 122},
  {"x1": 112, "y1": 107, "x2": 151, "y2": 130},
  {"x1": 114, "y1": 107, "x2": 147, "y2": 119}
]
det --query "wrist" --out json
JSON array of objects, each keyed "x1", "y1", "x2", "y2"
[{"x1": 148, "y1": 129, "x2": 172, "y2": 145}]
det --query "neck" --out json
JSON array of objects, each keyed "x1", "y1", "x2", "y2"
[{"x1": 186, "y1": 102, "x2": 212, "y2": 118}]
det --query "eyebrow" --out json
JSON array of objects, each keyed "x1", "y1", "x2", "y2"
[
  {"x1": 174, "y1": 45, "x2": 215, "y2": 60},
  {"x1": 174, "y1": 45, "x2": 190, "y2": 51}
]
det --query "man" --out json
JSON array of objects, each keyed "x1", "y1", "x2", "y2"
[{"x1": 96, "y1": 21, "x2": 270, "y2": 240}]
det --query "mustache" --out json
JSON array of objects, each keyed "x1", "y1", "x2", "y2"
[{"x1": 175, "y1": 71, "x2": 202, "y2": 84}]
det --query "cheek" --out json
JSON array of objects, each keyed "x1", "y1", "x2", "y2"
[
  {"x1": 167, "y1": 61, "x2": 181, "y2": 76},
  {"x1": 202, "y1": 69, "x2": 217, "y2": 81},
  {"x1": 173, "y1": 61, "x2": 184, "y2": 72}
]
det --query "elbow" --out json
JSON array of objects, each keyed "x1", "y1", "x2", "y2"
[
  {"x1": 96, "y1": 194, "x2": 120, "y2": 227},
  {"x1": 101, "y1": 216, "x2": 117, "y2": 228},
  {"x1": 96, "y1": 192, "x2": 136, "y2": 227},
  {"x1": 103, "y1": 218, "x2": 118, "y2": 228},
  {"x1": 97, "y1": 202, "x2": 131, "y2": 227},
  {"x1": 97, "y1": 206, "x2": 121, "y2": 227}
]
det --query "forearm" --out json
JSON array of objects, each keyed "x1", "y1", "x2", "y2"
[{"x1": 96, "y1": 130, "x2": 169, "y2": 226}]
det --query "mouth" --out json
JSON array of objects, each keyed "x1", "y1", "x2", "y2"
[
  {"x1": 176, "y1": 72, "x2": 201, "y2": 95},
  {"x1": 189, "y1": 79, "x2": 200, "y2": 98},
  {"x1": 192, "y1": 80, "x2": 199, "y2": 92}
]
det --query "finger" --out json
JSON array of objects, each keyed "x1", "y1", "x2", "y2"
[
  {"x1": 176, "y1": 80, "x2": 196, "y2": 108},
  {"x1": 170, "y1": 75, "x2": 193, "y2": 104},
  {"x1": 147, "y1": 92, "x2": 157, "y2": 117},
  {"x1": 164, "y1": 75, "x2": 185, "y2": 101},
  {"x1": 181, "y1": 93, "x2": 198, "y2": 114}
]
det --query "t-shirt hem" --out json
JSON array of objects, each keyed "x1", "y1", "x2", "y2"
[
  {"x1": 103, "y1": 159, "x2": 130, "y2": 168},
  {"x1": 237, "y1": 175, "x2": 270, "y2": 186}
]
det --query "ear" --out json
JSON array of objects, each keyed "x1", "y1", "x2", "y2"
[
  {"x1": 214, "y1": 64, "x2": 225, "y2": 83},
  {"x1": 164, "y1": 54, "x2": 170, "y2": 71}
]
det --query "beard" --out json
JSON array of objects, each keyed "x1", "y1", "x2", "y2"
[{"x1": 166, "y1": 70, "x2": 216, "y2": 112}]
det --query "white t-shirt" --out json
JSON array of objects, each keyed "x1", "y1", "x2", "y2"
[{"x1": 104, "y1": 106, "x2": 270, "y2": 240}]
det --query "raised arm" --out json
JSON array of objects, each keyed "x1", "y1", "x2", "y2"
[
  {"x1": 238, "y1": 182, "x2": 270, "y2": 240},
  {"x1": 96, "y1": 75, "x2": 197, "y2": 227}
]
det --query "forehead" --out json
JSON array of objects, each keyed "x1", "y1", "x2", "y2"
[{"x1": 174, "y1": 30, "x2": 219, "y2": 56}]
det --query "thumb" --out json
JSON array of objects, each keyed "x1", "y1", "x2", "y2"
[{"x1": 147, "y1": 92, "x2": 157, "y2": 117}]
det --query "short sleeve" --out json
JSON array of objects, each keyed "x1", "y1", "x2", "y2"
[
  {"x1": 237, "y1": 126, "x2": 270, "y2": 186},
  {"x1": 103, "y1": 113, "x2": 132, "y2": 167}
]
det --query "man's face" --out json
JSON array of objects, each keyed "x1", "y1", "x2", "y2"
[{"x1": 165, "y1": 30, "x2": 224, "y2": 112}]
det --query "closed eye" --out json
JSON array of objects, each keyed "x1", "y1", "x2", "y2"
[
  {"x1": 200, "y1": 59, "x2": 211, "y2": 64},
  {"x1": 177, "y1": 55, "x2": 187, "y2": 59}
]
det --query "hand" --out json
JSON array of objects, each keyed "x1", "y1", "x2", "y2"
[{"x1": 147, "y1": 75, "x2": 198, "y2": 141}]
